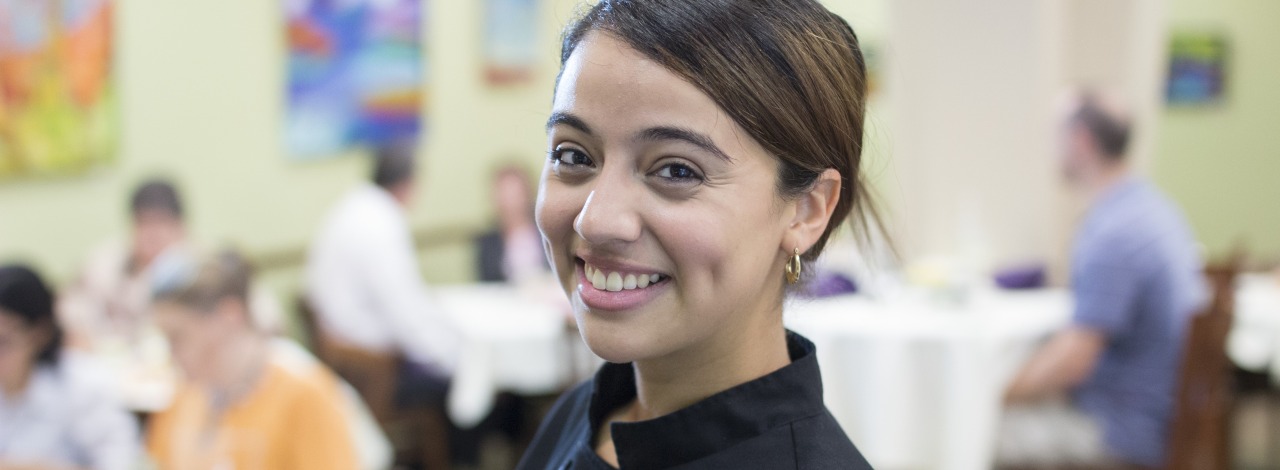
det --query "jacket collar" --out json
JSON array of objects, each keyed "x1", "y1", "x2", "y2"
[{"x1": 588, "y1": 331, "x2": 827, "y2": 469}]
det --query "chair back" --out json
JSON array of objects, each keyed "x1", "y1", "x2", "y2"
[
  {"x1": 1166, "y1": 256, "x2": 1242, "y2": 470},
  {"x1": 295, "y1": 295, "x2": 401, "y2": 424}
]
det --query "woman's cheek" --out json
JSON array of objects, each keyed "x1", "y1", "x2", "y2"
[
  {"x1": 536, "y1": 184, "x2": 585, "y2": 280},
  {"x1": 655, "y1": 210, "x2": 729, "y2": 289},
  {"x1": 665, "y1": 198, "x2": 781, "y2": 304}
]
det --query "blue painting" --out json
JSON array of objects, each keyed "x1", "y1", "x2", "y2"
[
  {"x1": 285, "y1": 0, "x2": 425, "y2": 158},
  {"x1": 1166, "y1": 32, "x2": 1226, "y2": 107}
]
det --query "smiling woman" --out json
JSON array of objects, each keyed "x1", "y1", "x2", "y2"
[{"x1": 517, "y1": 1, "x2": 879, "y2": 469}]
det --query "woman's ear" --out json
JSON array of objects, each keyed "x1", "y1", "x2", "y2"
[{"x1": 784, "y1": 168, "x2": 842, "y2": 254}]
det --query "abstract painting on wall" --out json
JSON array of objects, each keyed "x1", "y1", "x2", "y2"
[
  {"x1": 285, "y1": 0, "x2": 425, "y2": 158},
  {"x1": 483, "y1": 0, "x2": 538, "y2": 86},
  {"x1": 1166, "y1": 32, "x2": 1227, "y2": 106},
  {"x1": 0, "y1": 0, "x2": 117, "y2": 178}
]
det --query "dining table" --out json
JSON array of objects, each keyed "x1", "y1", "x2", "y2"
[{"x1": 785, "y1": 287, "x2": 1073, "y2": 470}]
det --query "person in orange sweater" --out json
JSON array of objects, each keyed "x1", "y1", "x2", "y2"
[{"x1": 145, "y1": 249, "x2": 357, "y2": 470}]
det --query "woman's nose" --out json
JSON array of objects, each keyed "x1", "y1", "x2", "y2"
[{"x1": 573, "y1": 172, "x2": 643, "y2": 247}]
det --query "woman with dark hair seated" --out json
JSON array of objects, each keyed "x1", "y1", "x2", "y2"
[
  {"x1": 0, "y1": 264, "x2": 139, "y2": 470},
  {"x1": 518, "y1": 1, "x2": 879, "y2": 468},
  {"x1": 477, "y1": 164, "x2": 548, "y2": 284}
]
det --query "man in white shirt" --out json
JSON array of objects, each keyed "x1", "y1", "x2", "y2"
[{"x1": 305, "y1": 142, "x2": 460, "y2": 406}]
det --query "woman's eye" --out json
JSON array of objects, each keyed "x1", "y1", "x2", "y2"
[
  {"x1": 654, "y1": 163, "x2": 702, "y2": 181},
  {"x1": 549, "y1": 148, "x2": 593, "y2": 167}
]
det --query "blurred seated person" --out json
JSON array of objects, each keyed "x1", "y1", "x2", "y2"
[
  {"x1": 305, "y1": 141, "x2": 459, "y2": 415},
  {"x1": 147, "y1": 250, "x2": 358, "y2": 470},
  {"x1": 268, "y1": 338, "x2": 393, "y2": 470},
  {"x1": 999, "y1": 92, "x2": 1206, "y2": 468},
  {"x1": 60, "y1": 179, "x2": 282, "y2": 354},
  {"x1": 59, "y1": 179, "x2": 187, "y2": 350},
  {"x1": 476, "y1": 164, "x2": 547, "y2": 284},
  {"x1": 0, "y1": 265, "x2": 139, "y2": 470}
]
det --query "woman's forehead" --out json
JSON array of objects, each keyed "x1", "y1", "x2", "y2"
[{"x1": 554, "y1": 34, "x2": 728, "y2": 135}]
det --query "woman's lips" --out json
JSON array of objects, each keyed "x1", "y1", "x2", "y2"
[
  {"x1": 575, "y1": 260, "x2": 670, "y2": 312},
  {"x1": 583, "y1": 262, "x2": 667, "y2": 291}
]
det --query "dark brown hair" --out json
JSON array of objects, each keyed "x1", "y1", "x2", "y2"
[
  {"x1": 372, "y1": 139, "x2": 418, "y2": 189},
  {"x1": 559, "y1": 0, "x2": 884, "y2": 261},
  {"x1": 131, "y1": 178, "x2": 184, "y2": 220}
]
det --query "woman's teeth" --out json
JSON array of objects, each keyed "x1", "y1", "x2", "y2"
[{"x1": 585, "y1": 264, "x2": 663, "y2": 292}]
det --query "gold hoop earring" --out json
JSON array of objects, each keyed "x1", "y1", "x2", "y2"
[{"x1": 785, "y1": 248, "x2": 802, "y2": 284}]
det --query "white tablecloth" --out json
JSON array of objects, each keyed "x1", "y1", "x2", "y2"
[
  {"x1": 436, "y1": 283, "x2": 591, "y2": 427},
  {"x1": 1227, "y1": 274, "x2": 1280, "y2": 382},
  {"x1": 784, "y1": 289, "x2": 1072, "y2": 470}
]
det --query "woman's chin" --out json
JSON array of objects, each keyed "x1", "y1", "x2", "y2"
[{"x1": 577, "y1": 322, "x2": 667, "y2": 365}]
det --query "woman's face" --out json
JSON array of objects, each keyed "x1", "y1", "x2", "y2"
[
  {"x1": 132, "y1": 209, "x2": 184, "y2": 269},
  {"x1": 0, "y1": 311, "x2": 45, "y2": 390},
  {"x1": 537, "y1": 32, "x2": 795, "y2": 364}
]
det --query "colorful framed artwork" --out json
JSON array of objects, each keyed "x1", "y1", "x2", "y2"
[
  {"x1": 285, "y1": 0, "x2": 426, "y2": 158},
  {"x1": 1166, "y1": 32, "x2": 1227, "y2": 107},
  {"x1": 0, "y1": 0, "x2": 117, "y2": 178}
]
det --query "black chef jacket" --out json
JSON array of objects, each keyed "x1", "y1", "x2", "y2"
[{"x1": 516, "y1": 331, "x2": 873, "y2": 469}]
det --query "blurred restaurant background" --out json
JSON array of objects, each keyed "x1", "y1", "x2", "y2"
[{"x1": 1, "y1": 0, "x2": 1277, "y2": 469}]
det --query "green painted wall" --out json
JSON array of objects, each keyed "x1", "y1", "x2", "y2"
[
  {"x1": 0, "y1": 0, "x2": 891, "y2": 299},
  {"x1": 1154, "y1": 0, "x2": 1280, "y2": 261},
  {"x1": 0, "y1": 0, "x2": 582, "y2": 295},
  {"x1": 1, "y1": 0, "x2": 1271, "y2": 302}
]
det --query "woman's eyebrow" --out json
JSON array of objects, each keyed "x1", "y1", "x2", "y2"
[
  {"x1": 546, "y1": 112, "x2": 593, "y2": 135},
  {"x1": 635, "y1": 126, "x2": 733, "y2": 162}
]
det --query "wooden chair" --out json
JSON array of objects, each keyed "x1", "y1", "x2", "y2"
[
  {"x1": 297, "y1": 296, "x2": 452, "y2": 470},
  {"x1": 1165, "y1": 257, "x2": 1243, "y2": 470}
]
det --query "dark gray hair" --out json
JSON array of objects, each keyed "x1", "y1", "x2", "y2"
[
  {"x1": 372, "y1": 140, "x2": 418, "y2": 189},
  {"x1": 1071, "y1": 93, "x2": 1132, "y2": 161}
]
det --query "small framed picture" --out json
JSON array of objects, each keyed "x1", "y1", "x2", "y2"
[{"x1": 1165, "y1": 32, "x2": 1227, "y2": 107}]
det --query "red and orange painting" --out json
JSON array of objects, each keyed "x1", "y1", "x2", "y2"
[{"x1": 0, "y1": 0, "x2": 116, "y2": 178}]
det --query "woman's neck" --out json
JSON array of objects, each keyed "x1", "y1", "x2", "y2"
[
  {"x1": 630, "y1": 310, "x2": 791, "y2": 421},
  {"x1": 593, "y1": 299, "x2": 792, "y2": 468}
]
